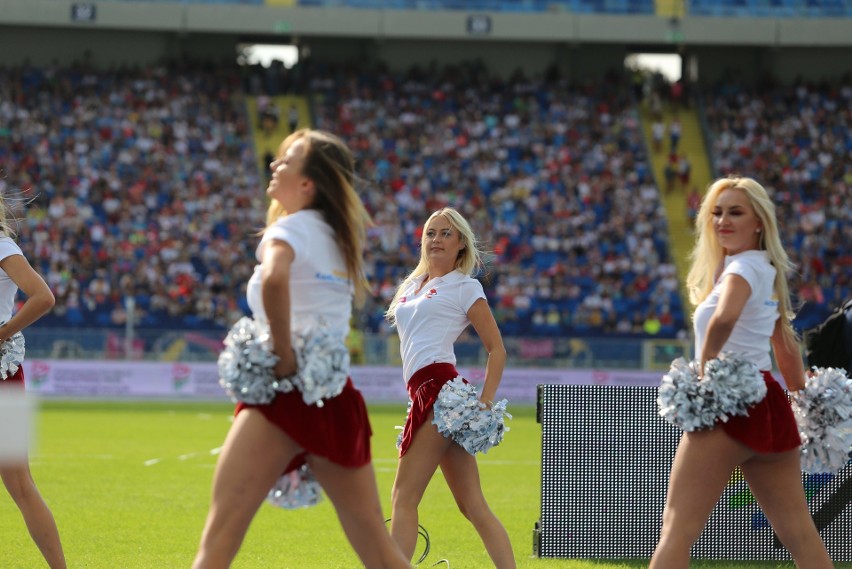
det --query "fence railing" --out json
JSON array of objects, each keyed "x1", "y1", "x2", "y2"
[{"x1": 22, "y1": 327, "x2": 692, "y2": 371}]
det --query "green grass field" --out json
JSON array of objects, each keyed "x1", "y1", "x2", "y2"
[{"x1": 1, "y1": 401, "x2": 848, "y2": 568}]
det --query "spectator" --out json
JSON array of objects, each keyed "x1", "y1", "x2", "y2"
[{"x1": 669, "y1": 117, "x2": 682, "y2": 153}]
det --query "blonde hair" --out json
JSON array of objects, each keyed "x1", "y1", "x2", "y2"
[
  {"x1": 686, "y1": 176, "x2": 798, "y2": 347},
  {"x1": 264, "y1": 129, "x2": 371, "y2": 305},
  {"x1": 0, "y1": 201, "x2": 14, "y2": 238},
  {"x1": 385, "y1": 207, "x2": 482, "y2": 326},
  {"x1": 0, "y1": 191, "x2": 24, "y2": 239}
]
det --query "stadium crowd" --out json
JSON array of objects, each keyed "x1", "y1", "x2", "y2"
[
  {"x1": 1, "y1": 61, "x2": 848, "y2": 340},
  {"x1": 310, "y1": 62, "x2": 684, "y2": 338},
  {"x1": 0, "y1": 62, "x2": 260, "y2": 331}
]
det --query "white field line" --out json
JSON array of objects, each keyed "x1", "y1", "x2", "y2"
[
  {"x1": 144, "y1": 447, "x2": 222, "y2": 466},
  {"x1": 141, "y1": 453, "x2": 535, "y2": 469},
  {"x1": 34, "y1": 453, "x2": 115, "y2": 459}
]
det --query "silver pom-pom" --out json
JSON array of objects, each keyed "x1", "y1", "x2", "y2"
[
  {"x1": 657, "y1": 353, "x2": 767, "y2": 432},
  {"x1": 266, "y1": 464, "x2": 324, "y2": 509},
  {"x1": 283, "y1": 322, "x2": 349, "y2": 407},
  {"x1": 791, "y1": 367, "x2": 852, "y2": 474},
  {"x1": 218, "y1": 317, "x2": 349, "y2": 407},
  {"x1": 0, "y1": 328, "x2": 25, "y2": 379},
  {"x1": 218, "y1": 317, "x2": 281, "y2": 404},
  {"x1": 432, "y1": 378, "x2": 512, "y2": 455}
]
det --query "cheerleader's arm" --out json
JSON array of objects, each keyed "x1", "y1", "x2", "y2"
[
  {"x1": 771, "y1": 317, "x2": 806, "y2": 391},
  {"x1": 262, "y1": 239, "x2": 298, "y2": 378},
  {"x1": 467, "y1": 297, "x2": 506, "y2": 405},
  {"x1": 699, "y1": 273, "x2": 751, "y2": 373}
]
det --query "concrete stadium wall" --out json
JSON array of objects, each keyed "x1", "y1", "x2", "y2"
[
  {"x1": 4, "y1": 0, "x2": 852, "y2": 46},
  {"x1": 1, "y1": 1, "x2": 850, "y2": 83},
  {"x1": 3, "y1": 23, "x2": 850, "y2": 85},
  {"x1": 0, "y1": 27, "x2": 186, "y2": 67},
  {"x1": 689, "y1": 45, "x2": 852, "y2": 85}
]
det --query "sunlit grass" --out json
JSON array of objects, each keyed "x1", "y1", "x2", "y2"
[{"x1": 0, "y1": 401, "x2": 847, "y2": 568}]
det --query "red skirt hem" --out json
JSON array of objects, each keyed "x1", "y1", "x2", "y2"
[
  {"x1": 235, "y1": 377, "x2": 372, "y2": 472},
  {"x1": 1, "y1": 366, "x2": 24, "y2": 386},
  {"x1": 398, "y1": 362, "x2": 461, "y2": 457},
  {"x1": 720, "y1": 371, "x2": 801, "y2": 453}
]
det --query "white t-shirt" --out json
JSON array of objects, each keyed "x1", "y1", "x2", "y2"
[
  {"x1": 393, "y1": 270, "x2": 486, "y2": 383},
  {"x1": 693, "y1": 250, "x2": 779, "y2": 370},
  {"x1": 0, "y1": 237, "x2": 22, "y2": 324},
  {"x1": 246, "y1": 209, "x2": 352, "y2": 338}
]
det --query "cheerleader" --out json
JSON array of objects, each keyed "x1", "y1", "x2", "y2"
[
  {"x1": 193, "y1": 129, "x2": 409, "y2": 569},
  {"x1": 0, "y1": 197, "x2": 65, "y2": 569},
  {"x1": 386, "y1": 207, "x2": 515, "y2": 568},
  {"x1": 650, "y1": 177, "x2": 833, "y2": 568}
]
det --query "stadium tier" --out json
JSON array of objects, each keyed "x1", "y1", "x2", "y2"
[
  {"x1": 3, "y1": 61, "x2": 849, "y2": 344},
  {"x1": 688, "y1": 0, "x2": 852, "y2": 17}
]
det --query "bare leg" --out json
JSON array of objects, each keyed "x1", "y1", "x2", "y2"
[
  {"x1": 1, "y1": 464, "x2": 66, "y2": 569},
  {"x1": 308, "y1": 456, "x2": 411, "y2": 569},
  {"x1": 649, "y1": 428, "x2": 752, "y2": 569},
  {"x1": 192, "y1": 409, "x2": 301, "y2": 569},
  {"x1": 440, "y1": 444, "x2": 515, "y2": 568},
  {"x1": 741, "y1": 450, "x2": 834, "y2": 569},
  {"x1": 390, "y1": 411, "x2": 453, "y2": 561}
]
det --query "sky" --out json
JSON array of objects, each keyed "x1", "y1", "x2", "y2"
[
  {"x1": 239, "y1": 44, "x2": 300, "y2": 68},
  {"x1": 626, "y1": 53, "x2": 682, "y2": 82}
]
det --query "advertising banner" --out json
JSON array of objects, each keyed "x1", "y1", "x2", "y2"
[{"x1": 23, "y1": 360, "x2": 663, "y2": 403}]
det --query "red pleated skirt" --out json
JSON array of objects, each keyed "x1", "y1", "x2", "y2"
[
  {"x1": 235, "y1": 377, "x2": 372, "y2": 472},
  {"x1": 1, "y1": 366, "x2": 24, "y2": 386},
  {"x1": 721, "y1": 371, "x2": 801, "y2": 453},
  {"x1": 398, "y1": 362, "x2": 461, "y2": 457}
]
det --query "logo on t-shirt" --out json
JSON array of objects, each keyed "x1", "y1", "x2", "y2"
[
  {"x1": 425, "y1": 288, "x2": 438, "y2": 299},
  {"x1": 399, "y1": 296, "x2": 407, "y2": 303},
  {"x1": 314, "y1": 271, "x2": 350, "y2": 285}
]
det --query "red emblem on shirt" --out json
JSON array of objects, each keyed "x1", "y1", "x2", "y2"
[
  {"x1": 399, "y1": 296, "x2": 407, "y2": 303},
  {"x1": 425, "y1": 288, "x2": 438, "y2": 298}
]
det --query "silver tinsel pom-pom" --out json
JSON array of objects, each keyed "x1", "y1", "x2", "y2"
[
  {"x1": 432, "y1": 378, "x2": 512, "y2": 455},
  {"x1": 0, "y1": 328, "x2": 25, "y2": 379},
  {"x1": 791, "y1": 367, "x2": 852, "y2": 474},
  {"x1": 218, "y1": 317, "x2": 281, "y2": 404},
  {"x1": 657, "y1": 353, "x2": 767, "y2": 432},
  {"x1": 218, "y1": 318, "x2": 349, "y2": 407},
  {"x1": 266, "y1": 464, "x2": 324, "y2": 509},
  {"x1": 283, "y1": 322, "x2": 350, "y2": 407}
]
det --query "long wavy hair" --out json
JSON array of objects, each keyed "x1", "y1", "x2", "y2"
[
  {"x1": 0, "y1": 196, "x2": 15, "y2": 238},
  {"x1": 264, "y1": 129, "x2": 371, "y2": 305},
  {"x1": 687, "y1": 176, "x2": 798, "y2": 347},
  {"x1": 385, "y1": 207, "x2": 482, "y2": 326}
]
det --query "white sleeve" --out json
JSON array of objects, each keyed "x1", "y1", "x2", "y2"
[
  {"x1": 0, "y1": 239, "x2": 23, "y2": 263},
  {"x1": 458, "y1": 278, "x2": 487, "y2": 314},
  {"x1": 256, "y1": 217, "x2": 307, "y2": 262},
  {"x1": 721, "y1": 257, "x2": 759, "y2": 295}
]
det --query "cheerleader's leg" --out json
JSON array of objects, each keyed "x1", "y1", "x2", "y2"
[
  {"x1": 650, "y1": 427, "x2": 752, "y2": 569},
  {"x1": 390, "y1": 410, "x2": 454, "y2": 562},
  {"x1": 440, "y1": 443, "x2": 515, "y2": 568},
  {"x1": 741, "y1": 450, "x2": 833, "y2": 568},
  {"x1": 307, "y1": 456, "x2": 411, "y2": 569},
  {"x1": 0, "y1": 463, "x2": 66, "y2": 569},
  {"x1": 192, "y1": 408, "x2": 303, "y2": 569}
]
